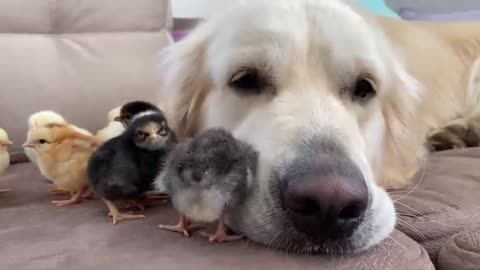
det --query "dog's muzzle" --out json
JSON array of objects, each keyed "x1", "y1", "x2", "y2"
[{"x1": 280, "y1": 151, "x2": 369, "y2": 241}]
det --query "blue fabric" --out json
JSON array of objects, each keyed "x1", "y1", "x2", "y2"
[{"x1": 360, "y1": 0, "x2": 400, "y2": 18}]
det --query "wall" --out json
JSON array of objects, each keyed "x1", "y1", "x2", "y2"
[{"x1": 171, "y1": 0, "x2": 234, "y2": 18}]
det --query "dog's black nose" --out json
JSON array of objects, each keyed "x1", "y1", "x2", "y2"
[{"x1": 281, "y1": 155, "x2": 369, "y2": 240}]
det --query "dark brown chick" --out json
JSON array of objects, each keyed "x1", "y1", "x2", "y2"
[{"x1": 114, "y1": 101, "x2": 161, "y2": 128}]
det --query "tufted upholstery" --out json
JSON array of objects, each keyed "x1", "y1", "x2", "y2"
[{"x1": 0, "y1": 0, "x2": 173, "y2": 162}]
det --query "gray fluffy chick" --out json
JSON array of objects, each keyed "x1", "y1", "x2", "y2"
[{"x1": 156, "y1": 128, "x2": 258, "y2": 242}]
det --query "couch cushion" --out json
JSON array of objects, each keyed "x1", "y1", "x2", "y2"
[
  {"x1": 0, "y1": 163, "x2": 434, "y2": 270},
  {"x1": 0, "y1": 0, "x2": 172, "y2": 33},
  {"x1": 391, "y1": 147, "x2": 480, "y2": 267},
  {"x1": 0, "y1": 0, "x2": 173, "y2": 162},
  {"x1": 438, "y1": 229, "x2": 480, "y2": 270}
]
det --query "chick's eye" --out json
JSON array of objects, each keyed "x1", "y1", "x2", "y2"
[
  {"x1": 38, "y1": 139, "x2": 47, "y2": 144},
  {"x1": 352, "y1": 78, "x2": 376, "y2": 102},
  {"x1": 177, "y1": 163, "x2": 187, "y2": 174},
  {"x1": 229, "y1": 69, "x2": 269, "y2": 94},
  {"x1": 136, "y1": 130, "x2": 146, "y2": 137}
]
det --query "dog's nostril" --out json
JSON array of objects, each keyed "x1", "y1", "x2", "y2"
[
  {"x1": 291, "y1": 198, "x2": 319, "y2": 216},
  {"x1": 338, "y1": 201, "x2": 367, "y2": 220}
]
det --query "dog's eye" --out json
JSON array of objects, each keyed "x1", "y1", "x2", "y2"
[
  {"x1": 352, "y1": 78, "x2": 376, "y2": 102},
  {"x1": 228, "y1": 69, "x2": 269, "y2": 94}
]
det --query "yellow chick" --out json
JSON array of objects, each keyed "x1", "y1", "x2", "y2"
[
  {"x1": 23, "y1": 123, "x2": 99, "y2": 206},
  {"x1": 26, "y1": 111, "x2": 93, "y2": 161},
  {"x1": 0, "y1": 128, "x2": 12, "y2": 194},
  {"x1": 95, "y1": 106, "x2": 125, "y2": 143},
  {"x1": 26, "y1": 111, "x2": 68, "y2": 164},
  {"x1": 28, "y1": 110, "x2": 67, "y2": 128},
  {"x1": 26, "y1": 111, "x2": 94, "y2": 196},
  {"x1": 27, "y1": 110, "x2": 92, "y2": 136}
]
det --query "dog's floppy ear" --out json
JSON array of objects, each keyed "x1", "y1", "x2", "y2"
[
  {"x1": 378, "y1": 58, "x2": 426, "y2": 188},
  {"x1": 156, "y1": 30, "x2": 211, "y2": 141}
]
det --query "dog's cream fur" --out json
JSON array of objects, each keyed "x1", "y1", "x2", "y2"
[{"x1": 155, "y1": 0, "x2": 480, "y2": 254}]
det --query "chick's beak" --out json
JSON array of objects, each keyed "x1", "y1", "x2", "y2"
[
  {"x1": 1, "y1": 140, "x2": 12, "y2": 147},
  {"x1": 23, "y1": 142, "x2": 35, "y2": 148},
  {"x1": 113, "y1": 116, "x2": 121, "y2": 122}
]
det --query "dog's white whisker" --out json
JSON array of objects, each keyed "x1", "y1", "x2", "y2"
[
  {"x1": 415, "y1": 213, "x2": 480, "y2": 225},
  {"x1": 393, "y1": 165, "x2": 426, "y2": 202},
  {"x1": 387, "y1": 236, "x2": 409, "y2": 253},
  {"x1": 396, "y1": 219, "x2": 428, "y2": 242},
  {"x1": 402, "y1": 197, "x2": 437, "y2": 212},
  {"x1": 394, "y1": 201, "x2": 429, "y2": 219}
]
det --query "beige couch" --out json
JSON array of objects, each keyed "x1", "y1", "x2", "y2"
[
  {"x1": 0, "y1": 1, "x2": 479, "y2": 269},
  {"x1": 0, "y1": 0, "x2": 173, "y2": 162}
]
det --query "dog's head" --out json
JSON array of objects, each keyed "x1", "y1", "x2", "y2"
[{"x1": 157, "y1": 0, "x2": 423, "y2": 254}]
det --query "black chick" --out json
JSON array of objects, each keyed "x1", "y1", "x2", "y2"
[
  {"x1": 88, "y1": 111, "x2": 177, "y2": 224},
  {"x1": 114, "y1": 101, "x2": 161, "y2": 128},
  {"x1": 156, "y1": 128, "x2": 258, "y2": 242}
]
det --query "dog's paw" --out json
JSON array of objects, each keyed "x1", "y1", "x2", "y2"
[{"x1": 426, "y1": 120, "x2": 480, "y2": 152}]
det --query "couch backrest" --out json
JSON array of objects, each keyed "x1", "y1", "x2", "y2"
[{"x1": 0, "y1": 0, "x2": 173, "y2": 162}]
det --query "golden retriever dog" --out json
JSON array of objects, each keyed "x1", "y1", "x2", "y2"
[{"x1": 155, "y1": 0, "x2": 480, "y2": 254}]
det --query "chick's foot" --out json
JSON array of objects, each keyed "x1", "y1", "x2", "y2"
[
  {"x1": 201, "y1": 215, "x2": 244, "y2": 243},
  {"x1": 51, "y1": 190, "x2": 84, "y2": 207},
  {"x1": 81, "y1": 190, "x2": 95, "y2": 200},
  {"x1": 110, "y1": 212, "x2": 146, "y2": 224},
  {"x1": 159, "y1": 215, "x2": 204, "y2": 237},
  {"x1": 201, "y1": 231, "x2": 244, "y2": 243},
  {"x1": 104, "y1": 199, "x2": 145, "y2": 224}
]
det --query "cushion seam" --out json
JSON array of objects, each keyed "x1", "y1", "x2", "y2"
[{"x1": 0, "y1": 30, "x2": 171, "y2": 36}]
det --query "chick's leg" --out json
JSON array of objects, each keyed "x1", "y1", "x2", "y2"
[
  {"x1": 49, "y1": 188, "x2": 72, "y2": 196},
  {"x1": 158, "y1": 215, "x2": 204, "y2": 237},
  {"x1": 52, "y1": 190, "x2": 85, "y2": 207},
  {"x1": 81, "y1": 189, "x2": 95, "y2": 200},
  {"x1": 104, "y1": 199, "x2": 145, "y2": 225},
  {"x1": 201, "y1": 212, "x2": 243, "y2": 243},
  {"x1": 0, "y1": 188, "x2": 10, "y2": 194},
  {"x1": 127, "y1": 200, "x2": 145, "y2": 211},
  {"x1": 51, "y1": 186, "x2": 90, "y2": 206},
  {"x1": 128, "y1": 196, "x2": 169, "y2": 211}
]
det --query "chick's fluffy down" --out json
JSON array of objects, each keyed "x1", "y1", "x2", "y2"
[
  {"x1": 87, "y1": 141, "x2": 143, "y2": 200},
  {"x1": 172, "y1": 187, "x2": 229, "y2": 223},
  {"x1": 26, "y1": 111, "x2": 93, "y2": 164},
  {"x1": 29, "y1": 125, "x2": 98, "y2": 193},
  {"x1": 95, "y1": 106, "x2": 125, "y2": 143},
  {"x1": 0, "y1": 128, "x2": 11, "y2": 175}
]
